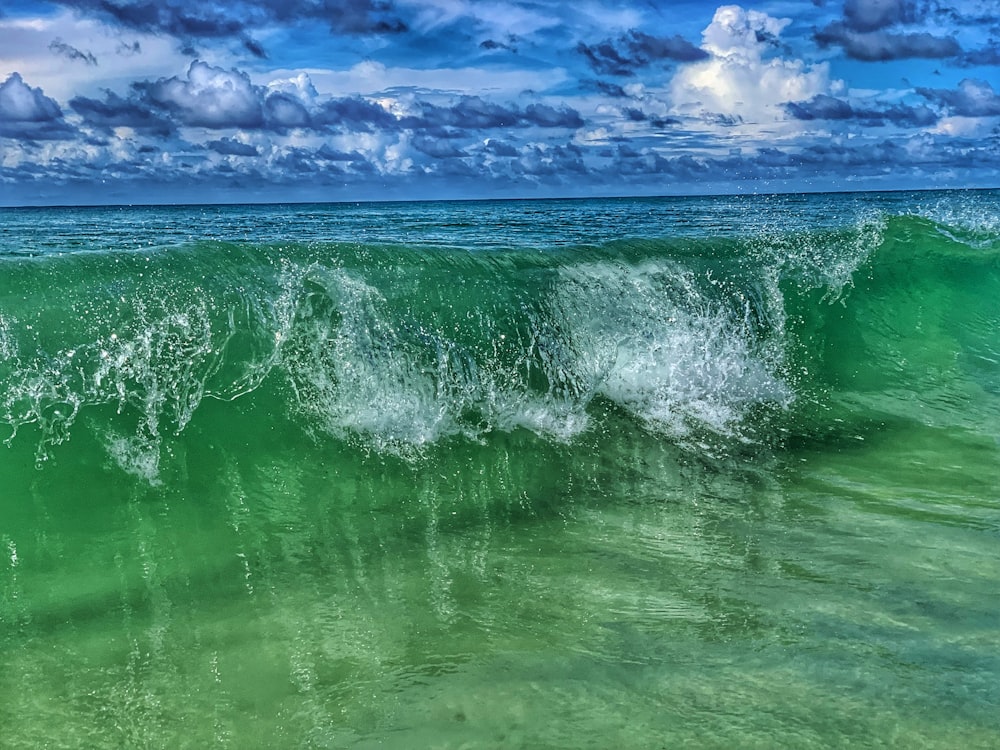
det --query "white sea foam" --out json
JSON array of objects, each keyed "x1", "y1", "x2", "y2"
[
  {"x1": 552, "y1": 260, "x2": 792, "y2": 441},
  {"x1": 278, "y1": 257, "x2": 794, "y2": 454},
  {"x1": 913, "y1": 192, "x2": 1000, "y2": 245},
  {"x1": 0, "y1": 291, "x2": 230, "y2": 469},
  {"x1": 283, "y1": 267, "x2": 461, "y2": 453},
  {"x1": 282, "y1": 266, "x2": 597, "y2": 451},
  {"x1": 104, "y1": 431, "x2": 162, "y2": 485},
  {"x1": 0, "y1": 313, "x2": 18, "y2": 361}
]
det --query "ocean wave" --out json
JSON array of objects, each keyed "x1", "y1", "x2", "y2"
[{"x1": 0, "y1": 209, "x2": 996, "y2": 479}]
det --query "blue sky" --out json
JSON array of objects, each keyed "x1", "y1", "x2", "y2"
[{"x1": 1, "y1": 0, "x2": 998, "y2": 205}]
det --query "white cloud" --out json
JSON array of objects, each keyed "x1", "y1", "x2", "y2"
[
  {"x1": 148, "y1": 61, "x2": 263, "y2": 128},
  {"x1": 670, "y1": 5, "x2": 837, "y2": 124},
  {"x1": 701, "y1": 5, "x2": 790, "y2": 58},
  {"x1": 266, "y1": 72, "x2": 320, "y2": 103},
  {"x1": 574, "y1": 126, "x2": 613, "y2": 145},
  {"x1": 0, "y1": 73, "x2": 61, "y2": 121},
  {"x1": 381, "y1": 135, "x2": 415, "y2": 175},
  {"x1": 931, "y1": 115, "x2": 996, "y2": 137},
  {"x1": 261, "y1": 60, "x2": 568, "y2": 98}
]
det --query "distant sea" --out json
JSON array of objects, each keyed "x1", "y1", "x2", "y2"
[{"x1": 1, "y1": 191, "x2": 998, "y2": 747}]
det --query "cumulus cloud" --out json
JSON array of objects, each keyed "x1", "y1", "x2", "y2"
[
  {"x1": 70, "y1": 89, "x2": 176, "y2": 136},
  {"x1": 917, "y1": 78, "x2": 1000, "y2": 117},
  {"x1": 316, "y1": 96, "x2": 397, "y2": 130},
  {"x1": 483, "y1": 138, "x2": 518, "y2": 156},
  {"x1": 785, "y1": 94, "x2": 938, "y2": 126},
  {"x1": 958, "y1": 45, "x2": 1000, "y2": 67},
  {"x1": 577, "y1": 29, "x2": 708, "y2": 76},
  {"x1": 64, "y1": 61, "x2": 584, "y2": 143},
  {"x1": 412, "y1": 96, "x2": 523, "y2": 129},
  {"x1": 412, "y1": 134, "x2": 466, "y2": 158},
  {"x1": 140, "y1": 61, "x2": 264, "y2": 128},
  {"x1": 522, "y1": 103, "x2": 584, "y2": 129},
  {"x1": 264, "y1": 92, "x2": 311, "y2": 129},
  {"x1": 275, "y1": 146, "x2": 341, "y2": 175},
  {"x1": 815, "y1": 24, "x2": 961, "y2": 60},
  {"x1": 0, "y1": 73, "x2": 63, "y2": 122},
  {"x1": 0, "y1": 73, "x2": 74, "y2": 140},
  {"x1": 841, "y1": 0, "x2": 923, "y2": 32},
  {"x1": 315, "y1": 143, "x2": 366, "y2": 161},
  {"x1": 699, "y1": 5, "x2": 790, "y2": 56},
  {"x1": 266, "y1": 73, "x2": 320, "y2": 104},
  {"x1": 592, "y1": 131, "x2": 1000, "y2": 189},
  {"x1": 206, "y1": 136, "x2": 259, "y2": 156},
  {"x1": 611, "y1": 103, "x2": 679, "y2": 128},
  {"x1": 515, "y1": 143, "x2": 586, "y2": 177},
  {"x1": 670, "y1": 6, "x2": 834, "y2": 123},
  {"x1": 815, "y1": 0, "x2": 962, "y2": 61},
  {"x1": 268, "y1": 141, "x2": 385, "y2": 177},
  {"x1": 407, "y1": 96, "x2": 583, "y2": 131}
]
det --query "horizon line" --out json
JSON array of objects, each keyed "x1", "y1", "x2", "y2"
[{"x1": 3, "y1": 184, "x2": 998, "y2": 211}]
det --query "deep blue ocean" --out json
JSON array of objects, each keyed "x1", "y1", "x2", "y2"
[{"x1": 1, "y1": 190, "x2": 998, "y2": 747}]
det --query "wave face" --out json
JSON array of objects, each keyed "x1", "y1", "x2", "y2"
[{"x1": 0, "y1": 192, "x2": 998, "y2": 479}]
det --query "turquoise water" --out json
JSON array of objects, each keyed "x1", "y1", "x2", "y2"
[{"x1": 1, "y1": 191, "x2": 998, "y2": 747}]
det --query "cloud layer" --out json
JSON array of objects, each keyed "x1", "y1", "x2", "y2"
[{"x1": 1, "y1": 0, "x2": 998, "y2": 204}]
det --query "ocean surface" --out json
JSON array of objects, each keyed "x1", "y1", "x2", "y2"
[{"x1": 1, "y1": 190, "x2": 998, "y2": 748}]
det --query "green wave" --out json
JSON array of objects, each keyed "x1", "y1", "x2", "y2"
[
  {"x1": 0, "y1": 213, "x2": 996, "y2": 480},
  {"x1": 783, "y1": 214, "x2": 1000, "y2": 441}
]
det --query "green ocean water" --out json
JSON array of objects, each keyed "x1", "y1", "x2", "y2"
[{"x1": 0, "y1": 191, "x2": 998, "y2": 747}]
